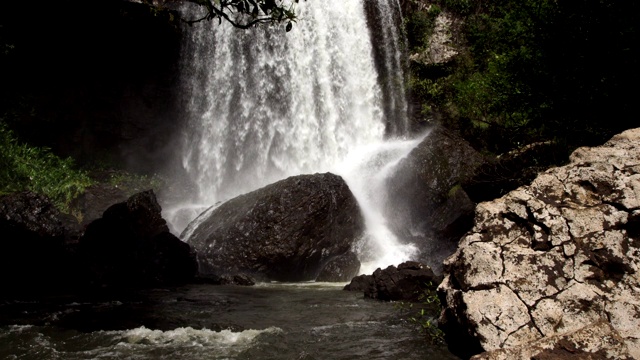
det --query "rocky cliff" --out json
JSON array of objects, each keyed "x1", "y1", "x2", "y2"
[{"x1": 438, "y1": 128, "x2": 640, "y2": 358}]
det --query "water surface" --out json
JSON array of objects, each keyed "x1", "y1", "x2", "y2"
[{"x1": 0, "y1": 283, "x2": 458, "y2": 359}]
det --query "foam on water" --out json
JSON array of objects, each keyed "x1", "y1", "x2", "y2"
[
  {"x1": 121, "y1": 326, "x2": 282, "y2": 347},
  {"x1": 1, "y1": 325, "x2": 283, "y2": 360}
]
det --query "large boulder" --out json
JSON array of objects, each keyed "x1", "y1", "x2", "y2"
[
  {"x1": 385, "y1": 126, "x2": 485, "y2": 271},
  {"x1": 344, "y1": 261, "x2": 441, "y2": 302},
  {"x1": 80, "y1": 190, "x2": 197, "y2": 288},
  {"x1": 0, "y1": 192, "x2": 68, "y2": 293},
  {"x1": 183, "y1": 173, "x2": 364, "y2": 282},
  {"x1": 316, "y1": 251, "x2": 361, "y2": 282},
  {"x1": 438, "y1": 128, "x2": 640, "y2": 359}
]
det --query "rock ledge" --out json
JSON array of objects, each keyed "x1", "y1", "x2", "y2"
[{"x1": 439, "y1": 128, "x2": 640, "y2": 359}]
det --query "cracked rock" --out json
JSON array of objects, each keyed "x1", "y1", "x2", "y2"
[
  {"x1": 439, "y1": 128, "x2": 640, "y2": 358},
  {"x1": 471, "y1": 321, "x2": 633, "y2": 360}
]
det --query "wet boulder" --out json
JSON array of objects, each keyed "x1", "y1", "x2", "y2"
[
  {"x1": 344, "y1": 261, "x2": 441, "y2": 302},
  {"x1": 343, "y1": 273, "x2": 374, "y2": 293},
  {"x1": 439, "y1": 128, "x2": 640, "y2": 359},
  {"x1": 80, "y1": 190, "x2": 197, "y2": 288},
  {"x1": 195, "y1": 274, "x2": 256, "y2": 286},
  {"x1": 183, "y1": 173, "x2": 364, "y2": 282},
  {"x1": 69, "y1": 182, "x2": 129, "y2": 229},
  {"x1": 316, "y1": 251, "x2": 361, "y2": 282},
  {"x1": 0, "y1": 192, "x2": 68, "y2": 292},
  {"x1": 385, "y1": 126, "x2": 484, "y2": 271}
]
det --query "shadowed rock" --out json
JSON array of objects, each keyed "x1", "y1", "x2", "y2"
[
  {"x1": 183, "y1": 173, "x2": 364, "y2": 282},
  {"x1": 385, "y1": 126, "x2": 485, "y2": 272},
  {"x1": 80, "y1": 190, "x2": 197, "y2": 288},
  {"x1": 344, "y1": 261, "x2": 441, "y2": 302},
  {"x1": 0, "y1": 192, "x2": 68, "y2": 293},
  {"x1": 316, "y1": 251, "x2": 361, "y2": 282}
]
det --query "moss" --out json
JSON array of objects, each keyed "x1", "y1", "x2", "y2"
[{"x1": 447, "y1": 184, "x2": 462, "y2": 198}]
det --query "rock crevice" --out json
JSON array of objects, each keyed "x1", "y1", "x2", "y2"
[{"x1": 439, "y1": 128, "x2": 640, "y2": 359}]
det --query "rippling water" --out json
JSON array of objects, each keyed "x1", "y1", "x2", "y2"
[{"x1": 0, "y1": 284, "x2": 458, "y2": 359}]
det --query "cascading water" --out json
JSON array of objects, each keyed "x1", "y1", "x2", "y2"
[
  {"x1": 170, "y1": 0, "x2": 421, "y2": 273},
  {"x1": 364, "y1": 0, "x2": 410, "y2": 136}
]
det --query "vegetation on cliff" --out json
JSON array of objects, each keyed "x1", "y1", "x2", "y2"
[
  {"x1": 0, "y1": 121, "x2": 93, "y2": 212},
  {"x1": 0, "y1": 0, "x2": 177, "y2": 214},
  {"x1": 405, "y1": 0, "x2": 637, "y2": 157}
]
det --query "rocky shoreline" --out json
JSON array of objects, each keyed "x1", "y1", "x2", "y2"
[{"x1": 2, "y1": 127, "x2": 639, "y2": 359}]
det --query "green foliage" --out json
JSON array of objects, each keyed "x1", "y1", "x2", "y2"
[
  {"x1": 441, "y1": 0, "x2": 471, "y2": 15},
  {"x1": 0, "y1": 121, "x2": 93, "y2": 212},
  {"x1": 407, "y1": 0, "x2": 637, "y2": 155},
  {"x1": 396, "y1": 282, "x2": 445, "y2": 345},
  {"x1": 106, "y1": 170, "x2": 163, "y2": 197},
  {"x1": 404, "y1": 4, "x2": 442, "y2": 53}
]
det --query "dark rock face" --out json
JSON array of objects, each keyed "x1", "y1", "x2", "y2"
[
  {"x1": 463, "y1": 140, "x2": 565, "y2": 203},
  {"x1": 385, "y1": 126, "x2": 485, "y2": 271},
  {"x1": 344, "y1": 261, "x2": 440, "y2": 302},
  {"x1": 184, "y1": 173, "x2": 364, "y2": 282},
  {"x1": 363, "y1": 0, "x2": 408, "y2": 136},
  {"x1": 70, "y1": 183, "x2": 130, "y2": 229},
  {"x1": 0, "y1": 192, "x2": 68, "y2": 292},
  {"x1": 0, "y1": 190, "x2": 197, "y2": 297},
  {"x1": 316, "y1": 251, "x2": 361, "y2": 282},
  {"x1": 343, "y1": 274, "x2": 374, "y2": 293},
  {"x1": 0, "y1": 0, "x2": 182, "y2": 173},
  {"x1": 195, "y1": 274, "x2": 256, "y2": 286},
  {"x1": 439, "y1": 128, "x2": 640, "y2": 358},
  {"x1": 80, "y1": 190, "x2": 197, "y2": 287}
]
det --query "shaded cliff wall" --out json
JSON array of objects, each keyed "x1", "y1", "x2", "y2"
[{"x1": 0, "y1": 0, "x2": 182, "y2": 173}]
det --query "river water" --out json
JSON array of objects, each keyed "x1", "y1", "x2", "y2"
[{"x1": 0, "y1": 283, "x2": 458, "y2": 359}]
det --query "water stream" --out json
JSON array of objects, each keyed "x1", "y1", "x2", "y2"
[
  {"x1": 0, "y1": 284, "x2": 457, "y2": 359},
  {"x1": 167, "y1": 0, "x2": 423, "y2": 273}
]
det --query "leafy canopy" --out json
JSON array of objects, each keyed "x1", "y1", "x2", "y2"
[{"x1": 146, "y1": 0, "x2": 305, "y2": 31}]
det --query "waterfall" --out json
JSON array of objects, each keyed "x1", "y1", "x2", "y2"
[
  {"x1": 364, "y1": 0, "x2": 410, "y2": 136},
  {"x1": 170, "y1": 0, "x2": 418, "y2": 273}
]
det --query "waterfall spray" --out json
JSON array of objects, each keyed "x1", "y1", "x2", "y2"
[{"x1": 170, "y1": 0, "x2": 420, "y2": 273}]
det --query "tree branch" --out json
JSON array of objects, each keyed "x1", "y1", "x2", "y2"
[{"x1": 177, "y1": 0, "x2": 301, "y2": 30}]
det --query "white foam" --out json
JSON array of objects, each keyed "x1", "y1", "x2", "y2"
[
  {"x1": 121, "y1": 326, "x2": 281, "y2": 347},
  {"x1": 333, "y1": 134, "x2": 429, "y2": 274}
]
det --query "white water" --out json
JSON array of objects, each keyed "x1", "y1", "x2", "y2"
[
  {"x1": 369, "y1": 0, "x2": 410, "y2": 136},
  {"x1": 332, "y1": 135, "x2": 427, "y2": 274},
  {"x1": 171, "y1": 0, "x2": 420, "y2": 272}
]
